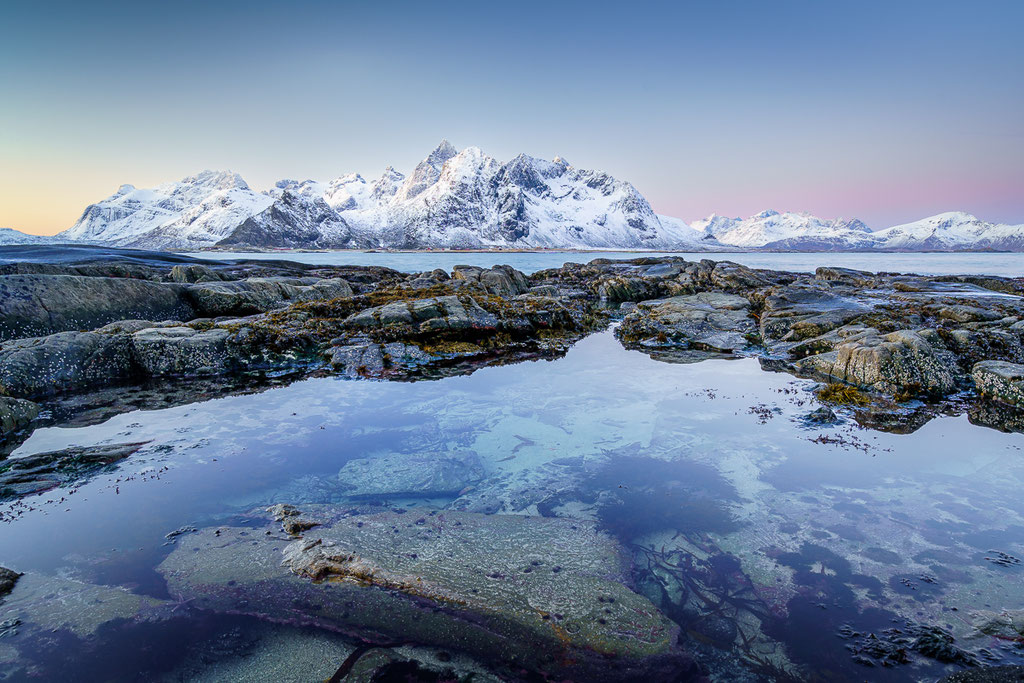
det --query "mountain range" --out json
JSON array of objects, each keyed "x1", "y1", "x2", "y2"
[{"x1": 6, "y1": 141, "x2": 1023, "y2": 252}]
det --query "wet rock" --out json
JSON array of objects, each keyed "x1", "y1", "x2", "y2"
[
  {"x1": 968, "y1": 399, "x2": 1024, "y2": 433},
  {"x1": 0, "y1": 441, "x2": 148, "y2": 501},
  {"x1": 0, "y1": 330, "x2": 136, "y2": 398},
  {"x1": 0, "y1": 571, "x2": 165, "y2": 637},
  {"x1": 814, "y1": 266, "x2": 875, "y2": 286},
  {"x1": 169, "y1": 264, "x2": 222, "y2": 283},
  {"x1": 131, "y1": 326, "x2": 232, "y2": 377},
  {"x1": 158, "y1": 507, "x2": 688, "y2": 681},
  {"x1": 912, "y1": 625, "x2": 978, "y2": 665},
  {"x1": 452, "y1": 265, "x2": 529, "y2": 296},
  {"x1": 597, "y1": 276, "x2": 659, "y2": 303},
  {"x1": 326, "y1": 343, "x2": 386, "y2": 377},
  {"x1": 338, "y1": 451, "x2": 484, "y2": 499},
  {"x1": 796, "y1": 328, "x2": 959, "y2": 396},
  {"x1": 343, "y1": 295, "x2": 499, "y2": 333},
  {"x1": 186, "y1": 277, "x2": 353, "y2": 317},
  {"x1": 0, "y1": 566, "x2": 21, "y2": 600},
  {"x1": 803, "y1": 406, "x2": 838, "y2": 425},
  {"x1": 759, "y1": 285, "x2": 873, "y2": 341},
  {"x1": 618, "y1": 293, "x2": 754, "y2": 352},
  {"x1": 0, "y1": 396, "x2": 38, "y2": 435},
  {"x1": 973, "y1": 361, "x2": 1024, "y2": 408},
  {"x1": 939, "y1": 305, "x2": 1003, "y2": 324},
  {"x1": 0, "y1": 274, "x2": 195, "y2": 341}
]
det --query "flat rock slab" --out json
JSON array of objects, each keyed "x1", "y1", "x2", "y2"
[
  {"x1": 619, "y1": 293, "x2": 754, "y2": 352},
  {"x1": 0, "y1": 441, "x2": 148, "y2": 500},
  {"x1": 337, "y1": 451, "x2": 484, "y2": 498},
  {"x1": 158, "y1": 507, "x2": 688, "y2": 681}
]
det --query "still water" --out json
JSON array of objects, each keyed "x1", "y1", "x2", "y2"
[
  {"x1": 1, "y1": 328, "x2": 1022, "y2": 681},
  {"x1": 184, "y1": 250, "x2": 1024, "y2": 278}
]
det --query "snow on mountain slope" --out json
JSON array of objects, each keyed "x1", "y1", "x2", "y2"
[
  {"x1": 693, "y1": 210, "x2": 875, "y2": 249},
  {"x1": 0, "y1": 228, "x2": 47, "y2": 245},
  {"x1": 49, "y1": 143, "x2": 1024, "y2": 251},
  {"x1": 58, "y1": 170, "x2": 269, "y2": 248},
  {"x1": 337, "y1": 143, "x2": 712, "y2": 249},
  {"x1": 872, "y1": 212, "x2": 1024, "y2": 251},
  {"x1": 219, "y1": 188, "x2": 353, "y2": 249}
]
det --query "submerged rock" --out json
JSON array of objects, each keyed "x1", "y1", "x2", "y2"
[
  {"x1": 337, "y1": 451, "x2": 484, "y2": 499},
  {"x1": 158, "y1": 507, "x2": 690, "y2": 681}
]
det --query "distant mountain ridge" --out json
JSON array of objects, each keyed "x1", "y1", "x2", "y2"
[
  {"x1": 6, "y1": 142, "x2": 1022, "y2": 251},
  {"x1": 51, "y1": 141, "x2": 709, "y2": 251}
]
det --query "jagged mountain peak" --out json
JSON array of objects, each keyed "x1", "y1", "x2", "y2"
[
  {"x1": 47, "y1": 144, "x2": 1024, "y2": 252},
  {"x1": 179, "y1": 169, "x2": 250, "y2": 192},
  {"x1": 425, "y1": 139, "x2": 459, "y2": 167}
]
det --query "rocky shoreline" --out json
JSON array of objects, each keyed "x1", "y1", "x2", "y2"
[
  {"x1": 2, "y1": 249, "x2": 1024, "y2": 491},
  {"x1": 2, "y1": 247, "x2": 1024, "y2": 680}
]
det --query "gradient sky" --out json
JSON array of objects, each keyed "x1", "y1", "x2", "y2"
[{"x1": 2, "y1": 0, "x2": 1022, "y2": 235}]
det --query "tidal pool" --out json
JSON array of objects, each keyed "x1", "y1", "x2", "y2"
[{"x1": 1, "y1": 330, "x2": 1022, "y2": 681}]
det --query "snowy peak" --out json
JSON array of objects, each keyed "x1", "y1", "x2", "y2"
[
  {"x1": 395, "y1": 140, "x2": 460, "y2": 202},
  {"x1": 872, "y1": 211, "x2": 1024, "y2": 250},
  {"x1": 58, "y1": 170, "x2": 272, "y2": 247},
  {"x1": 0, "y1": 227, "x2": 47, "y2": 246},
  {"x1": 47, "y1": 145, "x2": 1024, "y2": 252},
  {"x1": 699, "y1": 210, "x2": 876, "y2": 249},
  {"x1": 180, "y1": 170, "x2": 250, "y2": 192}
]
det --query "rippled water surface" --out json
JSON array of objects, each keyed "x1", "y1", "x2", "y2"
[{"x1": 2, "y1": 331, "x2": 1023, "y2": 681}]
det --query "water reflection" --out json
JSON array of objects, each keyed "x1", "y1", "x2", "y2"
[{"x1": 1, "y1": 330, "x2": 1022, "y2": 681}]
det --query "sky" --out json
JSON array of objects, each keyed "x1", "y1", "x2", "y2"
[{"x1": 2, "y1": 0, "x2": 1022, "y2": 235}]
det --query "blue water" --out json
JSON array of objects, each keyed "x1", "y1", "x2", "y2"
[
  {"x1": 184, "y1": 250, "x2": 1024, "y2": 277},
  {"x1": 1, "y1": 330, "x2": 1022, "y2": 681}
]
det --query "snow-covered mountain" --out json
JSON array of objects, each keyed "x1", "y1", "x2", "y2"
[
  {"x1": 60, "y1": 171, "x2": 275, "y2": 249},
  {"x1": 0, "y1": 228, "x2": 47, "y2": 246},
  {"x1": 692, "y1": 209, "x2": 1024, "y2": 252},
  {"x1": 871, "y1": 212, "x2": 1024, "y2": 252},
  {"x1": 42, "y1": 143, "x2": 1024, "y2": 252},
  {"x1": 693, "y1": 210, "x2": 875, "y2": 250},
  {"x1": 54, "y1": 142, "x2": 712, "y2": 250}
]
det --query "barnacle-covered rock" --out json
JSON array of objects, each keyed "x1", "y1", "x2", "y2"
[
  {"x1": 796, "y1": 328, "x2": 960, "y2": 397},
  {"x1": 973, "y1": 361, "x2": 1024, "y2": 408}
]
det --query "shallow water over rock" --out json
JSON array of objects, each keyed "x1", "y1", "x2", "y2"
[{"x1": 1, "y1": 330, "x2": 1023, "y2": 681}]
